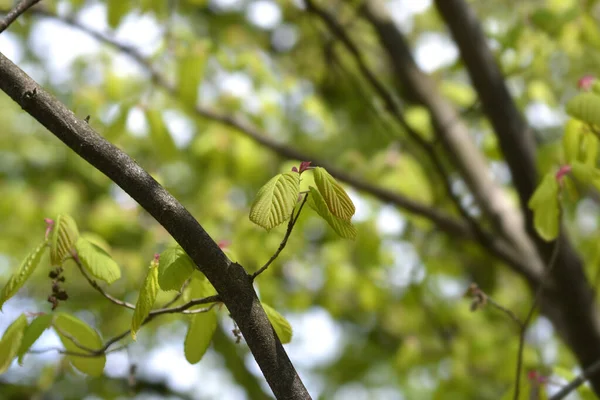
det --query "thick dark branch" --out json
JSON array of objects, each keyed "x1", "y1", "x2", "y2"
[
  {"x1": 0, "y1": 52, "x2": 310, "y2": 400},
  {"x1": 0, "y1": 0, "x2": 40, "y2": 33},
  {"x1": 550, "y1": 358, "x2": 600, "y2": 400},
  {"x1": 433, "y1": 0, "x2": 600, "y2": 395}
]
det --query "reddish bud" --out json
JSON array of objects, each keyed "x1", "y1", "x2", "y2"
[
  {"x1": 44, "y1": 218, "x2": 54, "y2": 240},
  {"x1": 556, "y1": 165, "x2": 572, "y2": 184},
  {"x1": 154, "y1": 253, "x2": 160, "y2": 262},
  {"x1": 578, "y1": 75, "x2": 596, "y2": 91},
  {"x1": 292, "y1": 161, "x2": 312, "y2": 174},
  {"x1": 218, "y1": 240, "x2": 231, "y2": 249}
]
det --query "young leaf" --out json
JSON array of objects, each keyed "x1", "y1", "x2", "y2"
[
  {"x1": 158, "y1": 246, "x2": 196, "y2": 292},
  {"x1": 75, "y1": 238, "x2": 121, "y2": 284},
  {"x1": 582, "y1": 133, "x2": 599, "y2": 166},
  {"x1": 571, "y1": 162, "x2": 600, "y2": 193},
  {"x1": 308, "y1": 187, "x2": 357, "y2": 240},
  {"x1": 566, "y1": 92, "x2": 600, "y2": 127},
  {"x1": 262, "y1": 303, "x2": 292, "y2": 344},
  {"x1": 146, "y1": 109, "x2": 178, "y2": 161},
  {"x1": 184, "y1": 309, "x2": 218, "y2": 364},
  {"x1": 17, "y1": 314, "x2": 53, "y2": 365},
  {"x1": 53, "y1": 313, "x2": 105, "y2": 376},
  {"x1": 131, "y1": 260, "x2": 159, "y2": 340},
  {"x1": 50, "y1": 214, "x2": 79, "y2": 265},
  {"x1": 0, "y1": 314, "x2": 27, "y2": 374},
  {"x1": 177, "y1": 46, "x2": 207, "y2": 107},
  {"x1": 107, "y1": 0, "x2": 131, "y2": 28},
  {"x1": 0, "y1": 241, "x2": 47, "y2": 310},
  {"x1": 528, "y1": 172, "x2": 560, "y2": 241},
  {"x1": 249, "y1": 172, "x2": 300, "y2": 230},
  {"x1": 563, "y1": 119, "x2": 584, "y2": 163},
  {"x1": 313, "y1": 167, "x2": 355, "y2": 221}
]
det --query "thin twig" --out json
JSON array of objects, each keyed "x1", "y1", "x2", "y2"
[
  {"x1": 486, "y1": 297, "x2": 523, "y2": 329},
  {"x1": 72, "y1": 255, "x2": 136, "y2": 310},
  {"x1": 53, "y1": 325, "x2": 101, "y2": 354},
  {"x1": 550, "y1": 358, "x2": 600, "y2": 400},
  {"x1": 0, "y1": 0, "x2": 40, "y2": 34},
  {"x1": 514, "y1": 237, "x2": 561, "y2": 400},
  {"x1": 251, "y1": 193, "x2": 309, "y2": 280}
]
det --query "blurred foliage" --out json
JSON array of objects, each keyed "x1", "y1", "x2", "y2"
[{"x1": 1, "y1": 0, "x2": 600, "y2": 399}]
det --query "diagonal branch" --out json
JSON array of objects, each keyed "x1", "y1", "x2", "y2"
[
  {"x1": 0, "y1": 52, "x2": 310, "y2": 400},
  {"x1": 0, "y1": 0, "x2": 41, "y2": 34}
]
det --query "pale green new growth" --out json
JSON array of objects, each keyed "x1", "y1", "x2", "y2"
[
  {"x1": 262, "y1": 303, "x2": 293, "y2": 344},
  {"x1": 158, "y1": 246, "x2": 196, "y2": 292},
  {"x1": 249, "y1": 172, "x2": 300, "y2": 230},
  {"x1": 313, "y1": 167, "x2": 355, "y2": 221},
  {"x1": 566, "y1": 92, "x2": 600, "y2": 129},
  {"x1": 308, "y1": 187, "x2": 357, "y2": 240},
  {"x1": 528, "y1": 172, "x2": 560, "y2": 241},
  {"x1": 184, "y1": 309, "x2": 218, "y2": 364},
  {"x1": 54, "y1": 313, "x2": 105, "y2": 376},
  {"x1": 0, "y1": 314, "x2": 27, "y2": 374},
  {"x1": 50, "y1": 214, "x2": 79, "y2": 265},
  {"x1": 75, "y1": 237, "x2": 121, "y2": 284},
  {"x1": 0, "y1": 241, "x2": 47, "y2": 310},
  {"x1": 17, "y1": 314, "x2": 53, "y2": 365},
  {"x1": 131, "y1": 260, "x2": 159, "y2": 340}
]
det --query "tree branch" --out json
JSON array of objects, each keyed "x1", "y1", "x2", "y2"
[
  {"x1": 0, "y1": 52, "x2": 310, "y2": 400},
  {"x1": 0, "y1": 0, "x2": 40, "y2": 33},
  {"x1": 550, "y1": 358, "x2": 600, "y2": 400}
]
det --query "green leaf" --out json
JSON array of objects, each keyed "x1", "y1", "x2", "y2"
[
  {"x1": 570, "y1": 162, "x2": 600, "y2": 192},
  {"x1": 307, "y1": 187, "x2": 357, "y2": 240},
  {"x1": 184, "y1": 309, "x2": 217, "y2": 364},
  {"x1": 158, "y1": 246, "x2": 196, "y2": 292},
  {"x1": 53, "y1": 313, "x2": 105, "y2": 376},
  {"x1": 177, "y1": 45, "x2": 207, "y2": 107},
  {"x1": 262, "y1": 303, "x2": 292, "y2": 344},
  {"x1": 0, "y1": 314, "x2": 27, "y2": 374},
  {"x1": 528, "y1": 172, "x2": 560, "y2": 241},
  {"x1": 249, "y1": 172, "x2": 300, "y2": 230},
  {"x1": 563, "y1": 118, "x2": 584, "y2": 163},
  {"x1": 107, "y1": 0, "x2": 131, "y2": 28},
  {"x1": 131, "y1": 259, "x2": 159, "y2": 340},
  {"x1": 17, "y1": 314, "x2": 53, "y2": 365},
  {"x1": 146, "y1": 109, "x2": 178, "y2": 161},
  {"x1": 313, "y1": 167, "x2": 355, "y2": 221},
  {"x1": 0, "y1": 241, "x2": 47, "y2": 310},
  {"x1": 75, "y1": 238, "x2": 121, "y2": 284},
  {"x1": 582, "y1": 133, "x2": 599, "y2": 166},
  {"x1": 50, "y1": 214, "x2": 79, "y2": 265},
  {"x1": 566, "y1": 92, "x2": 600, "y2": 127}
]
